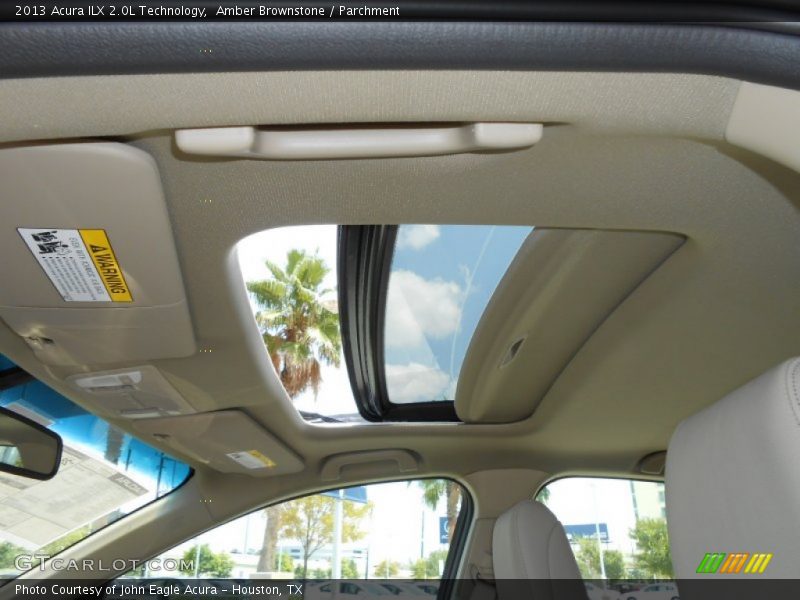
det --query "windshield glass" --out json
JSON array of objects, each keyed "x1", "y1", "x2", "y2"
[
  {"x1": 0, "y1": 355, "x2": 191, "y2": 578},
  {"x1": 384, "y1": 225, "x2": 532, "y2": 403}
]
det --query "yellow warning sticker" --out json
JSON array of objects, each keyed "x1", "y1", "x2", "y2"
[
  {"x1": 247, "y1": 450, "x2": 276, "y2": 468},
  {"x1": 18, "y1": 228, "x2": 133, "y2": 303},
  {"x1": 226, "y1": 449, "x2": 277, "y2": 470},
  {"x1": 78, "y1": 230, "x2": 133, "y2": 302}
]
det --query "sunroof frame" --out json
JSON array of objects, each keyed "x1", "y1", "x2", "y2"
[{"x1": 338, "y1": 225, "x2": 460, "y2": 423}]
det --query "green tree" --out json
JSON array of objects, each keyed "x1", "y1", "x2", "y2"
[
  {"x1": 629, "y1": 518, "x2": 674, "y2": 578},
  {"x1": 279, "y1": 494, "x2": 370, "y2": 579},
  {"x1": 409, "y1": 549, "x2": 449, "y2": 579},
  {"x1": 179, "y1": 544, "x2": 234, "y2": 577},
  {"x1": 38, "y1": 526, "x2": 92, "y2": 557},
  {"x1": 536, "y1": 487, "x2": 551, "y2": 504},
  {"x1": 0, "y1": 541, "x2": 26, "y2": 570},
  {"x1": 574, "y1": 537, "x2": 625, "y2": 580},
  {"x1": 248, "y1": 249, "x2": 342, "y2": 573},
  {"x1": 374, "y1": 559, "x2": 400, "y2": 578},
  {"x1": 425, "y1": 549, "x2": 449, "y2": 578},
  {"x1": 274, "y1": 552, "x2": 295, "y2": 573},
  {"x1": 247, "y1": 249, "x2": 341, "y2": 399},
  {"x1": 309, "y1": 567, "x2": 331, "y2": 579},
  {"x1": 409, "y1": 558, "x2": 427, "y2": 579},
  {"x1": 341, "y1": 558, "x2": 359, "y2": 578},
  {"x1": 415, "y1": 480, "x2": 461, "y2": 543}
]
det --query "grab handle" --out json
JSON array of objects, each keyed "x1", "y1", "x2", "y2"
[{"x1": 175, "y1": 123, "x2": 542, "y2": 160}]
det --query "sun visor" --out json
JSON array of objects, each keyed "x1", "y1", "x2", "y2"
[
  {"x1": 133, "y1": 410, "x2": 304, "y2": 477},
  {"x1": 0, "y1": 142, "x2": 195, "y2": 366},
  {"x1": 455, "y1": 228, "x2": 685, "y2": 424}
]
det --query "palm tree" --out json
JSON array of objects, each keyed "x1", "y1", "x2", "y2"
[
  {"x1": 417, "y1": 480, "x2": 462, "y2": 543},
  {"x1": 247, "y1": 249, "x2": 341, "y2": 573},
  {"x1": 247, "y1": 249, "x2": 341, "y2": 398},
  {"x1": 104, "y1": 426, "x2": 124, "y2": 465}
]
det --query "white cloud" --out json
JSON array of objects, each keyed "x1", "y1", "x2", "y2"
[
  {"x1": 385, "y1": 270, "x2": 462, "y2": 349},
  {"x1": 385, "y1": 363, "x2": 452, "y2": 403},
  {"x1": 396, "y1": 225, "x2": 440, "y2": 251}
]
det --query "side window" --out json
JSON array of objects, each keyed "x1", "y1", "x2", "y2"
[
  {"x1": 134, "y1": 478, "x2": 468, "y2": 583},
  {"x1": 537, "y1": 477, "x2": 673, "y2": 583}
]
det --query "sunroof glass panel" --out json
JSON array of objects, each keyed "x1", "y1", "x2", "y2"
[{"x1": 384, "y1": 225, "x2": 533, "y2": 404}]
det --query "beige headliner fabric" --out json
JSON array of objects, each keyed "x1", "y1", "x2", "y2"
[
  {"x1": 116, "y1": 125, "x2": 800, "y2": 473},
  {"x1": 0, "y1": 71, "x2": 738, "y2": 143}
]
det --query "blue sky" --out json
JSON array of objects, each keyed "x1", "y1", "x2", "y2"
[
  {"x1": 0, "y1": 369, "x2": 189, "y2": 492},
  {"x1": 385, "y1": 225, "x2": 532, "y2": 403}
]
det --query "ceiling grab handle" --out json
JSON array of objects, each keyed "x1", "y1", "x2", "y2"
[{"x1": 174, "y1": 123, "x2": 543, "y2": 160}]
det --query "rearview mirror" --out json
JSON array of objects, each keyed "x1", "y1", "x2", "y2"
[{"x1": 0, "y1": 406, "x2": 62, "y2": 480}]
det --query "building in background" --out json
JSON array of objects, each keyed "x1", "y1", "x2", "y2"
[{"x1": 629, "y1": 481, "x2": 666, "y2": 521}]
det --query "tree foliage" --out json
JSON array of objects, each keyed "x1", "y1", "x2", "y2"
[
  {"x1": 179, "y1": 544, "x2": 234, "y2": 577},
  {"x1": 341, "y1": 558, "x2": 359, "y2": 578},
  {"x1": 374, "y1": 559, "x2": 401, "y2": 578},
  {"x1": 574, "y1": 536, "x2": 625, "y2": 580},
  {"x1": 0, "y1": 541, "x2": 26, "y2": 570},
  {"x1": 247, "y1": 249, "x2": 341, "y2": 399},
  {"x1": 279, "y1": 494, "x2": 370, "y2": 578},
  {"x1": 273, "y1": 552, "x2": 295, "y2": 573},
  {"x1": 409, "y1": 549, "x2": 449, "y2": 579},
  {"x1": 38, "y1": 527, "x2": 92, "y2": 557},
  {"x1": 10, "y1": 528, "x2": 92, "y2": 571},
  {"x1": 415, "y1": 480, "x2": 462, "y2": 542},
  {"x1": 629, "y1": 518, "x2": 674, "y2": 578}
]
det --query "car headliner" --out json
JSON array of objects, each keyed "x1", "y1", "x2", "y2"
[{"x1": 0, "y1": 65, "x2": 798, "y2": 578}]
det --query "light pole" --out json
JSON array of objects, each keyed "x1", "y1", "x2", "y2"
[
  {"x1": 193, "y1": 539, "x2": 201, "y2": 578},
  {"x1": 420, "y1": 509, "x2": 425, "y2": 559},
  {"x1": 591, "y1": 481, "x2": 606, "y2": 580},
  {"x1": 332, "y1": 488, "x2": 344, "y2": 578}
]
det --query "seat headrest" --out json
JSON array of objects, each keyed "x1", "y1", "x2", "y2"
[
  {"x1": 666, "y1": 357, "x2": 800, "y2": 578},
  {"x1": 493, "y1": 500, "x2": 586, "y2": 599}
]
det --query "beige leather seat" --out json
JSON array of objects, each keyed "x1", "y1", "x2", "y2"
[
  {"x1": 666, "y1": 356, "x2": 800, "y2": 578},
  {"x1": 492, "y1": 499, "x2": 587, "y2": 599}
]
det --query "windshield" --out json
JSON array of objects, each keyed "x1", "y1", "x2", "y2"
[{"x1": 0, "y1": 355, "x2": 191, "y2": 578}]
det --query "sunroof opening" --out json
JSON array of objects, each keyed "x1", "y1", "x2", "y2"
[
  {"x1": 384, "y1": 225, "x2": 532, "y2": 404},
  {"x1": 238, "y1": 224, "x2": 533, "y2": 423}
]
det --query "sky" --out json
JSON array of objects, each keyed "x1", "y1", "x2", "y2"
[
  {"x1": 385, "y1": 224, "x2": 531, "y2": 403},
  {"x1": 544, "y1": 477, "x2": 655, "y2": 557}
]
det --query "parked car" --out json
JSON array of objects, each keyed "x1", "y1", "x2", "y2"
[
  {"x1": 585, "y1": 582, "x2": 621, "y2": 600},
  {"x1": 622, "y1": 583, "x2": 680, "y2": 600}
]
